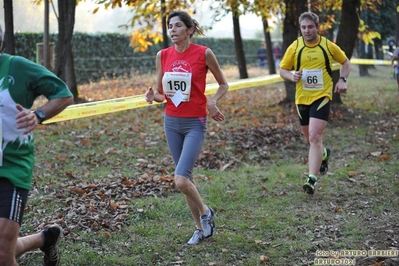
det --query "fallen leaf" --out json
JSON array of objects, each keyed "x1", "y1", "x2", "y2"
[
  {"x1": 378, "y1": 154, "x2": 391, "y2": 162},
  {"x1": 347, "y1": 170, "x2": 357, "y2": 176},
  {"x1": 260, "y1": 255, "x2": 269, "y2": 262},
  {"x1": 334, "y1": 206, "x2": 343, "y2": 212}
]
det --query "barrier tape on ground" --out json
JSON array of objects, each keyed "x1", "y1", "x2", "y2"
[{"x1": 43, "y1": 58, "x2": 391, "y2": 124}]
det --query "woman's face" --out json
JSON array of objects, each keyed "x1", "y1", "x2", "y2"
[{"x1": 168, "y1": 16, "x2": 193, "y2": 44}]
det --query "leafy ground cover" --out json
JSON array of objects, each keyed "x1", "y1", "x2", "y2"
[{"x1": 19, "y1": 65, "x2": 398, "y2": 266}]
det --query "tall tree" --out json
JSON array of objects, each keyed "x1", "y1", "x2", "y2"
[
  {"x1": 279, "y1": 0, "x2": 307, "y2": 104},
  {"x1": 3, "y1": 0, "x2": 15, "y2": 54},
  {"x1": 332, "y1": 0, "x2": 361, "y2": 103},
  {"x1": 43, "y1": 0, "x2": 50, "y2": 69},
  {"x1": 253, "y1": 0, "x2": 283, "y2": 75},
  {"x1": 204, "y1": 0, "x2": 251, "y2": 79},
  {"x1": 231, "y1": 0, "x2": 248, "y2": 79},
  {"x1": 160, "y1": 0, "x2": 169, "y2": 49},
  {"x1": 355, "y1": 0, "x2": 385, "y2": 77},
  {"x1": 262, "y1": 18, "x2": 276, "y2": 74},
  {"x1": 94, "y1": 0, "x2": 193, "y2": 52},
  {"x1": 53, "y1": 0, "x2": 79, "y2": 101}
]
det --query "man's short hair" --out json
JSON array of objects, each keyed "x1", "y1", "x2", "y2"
[{"x1": 299, "y1": 12, "x2": 319, "y2": 27}]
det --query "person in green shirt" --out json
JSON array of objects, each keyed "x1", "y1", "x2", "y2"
[{"x1": 0, "y1": 24, "x2": 73, "y2": 266}]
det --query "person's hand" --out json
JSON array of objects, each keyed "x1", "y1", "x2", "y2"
[
  {"x1": 145, "y1": 86, "x2": 155, "y2": 104},
  {"x1": 292, "y1": 70, "x2": 302, "y2": 83},
  {"x1": 207, "y1": 101, "x2": 225, "y2": 121},
  {"x1": 15, "y1": 104, "x2": 38, "y2": 134},
  {"x1": 334, "y1": 80, "x2": 347, "y2": 94}
]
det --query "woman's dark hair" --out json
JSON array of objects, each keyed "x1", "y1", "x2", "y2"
[{"x1": 167, "y1": 11, "x2": 204, "y2": 38}]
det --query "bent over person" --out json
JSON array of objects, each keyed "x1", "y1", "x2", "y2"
[
  {"x1": 0, "y1": 24, "x2": 73, "y2": 265},
  {"x1": 279, "y1": 12, "x2": 350, "y2": 195},
  {"x1": 145, "y1": 11, "x2": 229, "y2": 245}
]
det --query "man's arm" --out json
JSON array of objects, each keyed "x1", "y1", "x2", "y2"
[
  {"x1": 16, "y1": 96, "x2": 73, "y2": 134},
  {"x1": 334, "y1": 58, "x2": 350, "y2": 94},
  {"x1": 339, "y1": 58, "x2": 350, "y2": 79},
  {"x1": 280, "y1": 68, "x2": 302, "y2": 83}
]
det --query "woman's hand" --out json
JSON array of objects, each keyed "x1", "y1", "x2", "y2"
[
  {"x1": 145, "y1": 87, "x2": 155, "y2": 104},
  {"x1": 207, "y1": 101, "x2": 225, "y2": 121}
]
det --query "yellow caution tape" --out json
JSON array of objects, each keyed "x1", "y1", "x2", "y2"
[
  {"x1": 43, "y1": 58, "x2": 392, "y2": 124},
  {"x1": 350, "y1": 58, "x2": 392, "y2": 65},
  {"x1": 44, "y1": 75, "x2": 284, "y2": 124},
  {"x1": 44, "y1": 95, "x2": 156, "y2": 123}
]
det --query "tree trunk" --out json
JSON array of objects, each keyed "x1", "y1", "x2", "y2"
[
  {"x1": 333, "y1": 0, "x2": 361, "y2": 103},
  {"x1": 3, "y1": 0, "x2": 15, "y2": 55},
  {"x1": 358, "y1": 41, "x2": 370, "y2": 77},
  {"x1": 374, "y1": 39, "x2": 382, "y2": 60},
  {"x1": 54, "y1": 0, "x2": 79, "y2": 101},
  {"x1": 263, "y1": 18, "x2": 275, "y2": 75},
  {"x1": 232, "y1": 13, "x2": 248, "y2": 79},
  {"x1": 43, "y1": 0, "x2": 50, "y2": 69},
  {"x1": 161, "y1": 0, "x2": 169, "y2": 49},
  {"x1": 280, "y1": 0, "x2": 307, "y2": 104}
]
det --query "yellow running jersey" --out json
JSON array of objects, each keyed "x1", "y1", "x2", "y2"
[{"x1": 280, "y1": 36, "x2": 347, "y2": 105}]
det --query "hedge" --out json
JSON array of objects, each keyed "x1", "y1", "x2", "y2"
[{"x1": 14, "y1": 32, "x2": 262, "y2": 84}]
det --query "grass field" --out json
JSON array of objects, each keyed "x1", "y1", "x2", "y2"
[{"x1": 19, "y1": 64, "x2": 399, "y2": 266}]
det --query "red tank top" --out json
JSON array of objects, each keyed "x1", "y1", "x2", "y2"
[{"x1": 161, "y1": 43, "x2": 208, "y2": 117}]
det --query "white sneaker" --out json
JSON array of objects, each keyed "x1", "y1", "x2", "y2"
[
  {"x1": 186, "y1": 229, "x2": 204, "y2": 245},
  {"x1": 200, "y1": 206, "x2": 215, "y2": 238}
]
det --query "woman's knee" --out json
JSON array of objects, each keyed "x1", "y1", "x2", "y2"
[{"x1": 174, "y1": 175, "x2": 191, "y2": 191}]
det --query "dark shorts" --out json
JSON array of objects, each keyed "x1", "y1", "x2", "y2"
[
  {"x1": 296, "y1": 97, "x2": 331, "y2": 126},
  {"x1": 0, "y1": 178, "x2": 29, "y2": 225}
]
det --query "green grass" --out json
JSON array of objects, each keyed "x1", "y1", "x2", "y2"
[{"x1": 19, "y1": 65, "x2": 399, "y2": 265}]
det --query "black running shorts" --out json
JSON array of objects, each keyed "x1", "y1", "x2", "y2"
[
  {"x1": 0, "y1": 178, "x2": 29, "y2": 225},
  {"x1": 296, "y1": 97, "x2": 331, "y2": 126}
]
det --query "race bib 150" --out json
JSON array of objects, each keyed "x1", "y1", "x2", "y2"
[{"x1": 162, "y1": 72, "x2": 192, "y2": 102}]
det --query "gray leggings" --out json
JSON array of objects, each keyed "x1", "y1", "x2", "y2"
[{"x1": 164, "y1": 114, "x2": 207, "y2": 180}]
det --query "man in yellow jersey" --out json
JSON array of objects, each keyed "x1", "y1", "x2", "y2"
[{"x1": 279, "y1": 12, "x2": 350, "y2": 194}]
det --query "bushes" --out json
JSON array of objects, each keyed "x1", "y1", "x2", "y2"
[{"x1": 14, "y1": 32, "x2": 261, "y2": 84}]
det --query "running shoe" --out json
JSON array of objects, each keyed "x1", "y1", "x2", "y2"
[
  {"x1": 303, "y1": 175, "x2": 317, "y2": 194},
  {"x1": 319, "y1": 147, "x2": 331, "y2": 175},
  {"x1": 200, "y1": 206, "x2": 215, "y2": 238},
  {"x1": 40, "y1": 224, "x2": 63, "y2": 266},
  {"x1": 186, "y1": 229, "x2": 204, "y2": 245}
]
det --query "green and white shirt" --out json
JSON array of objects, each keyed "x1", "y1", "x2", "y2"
[{"x1": 0, "y1": 53, "x2": 72, "y2": 190}]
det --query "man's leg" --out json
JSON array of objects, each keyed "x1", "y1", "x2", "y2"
[
  {"x1": 0, "y1": 178, "x2": 62, "y2": 265},
  {"x1": 16, "y1": 232, "x2": 43, "y2": 257},
  {"x1": 308, "y1": 117, "x2": 328, "y2": 176},
  {"x1": 1, "y1": 218, "x2": 62, "y2": 266},
  {"x1": 0, "y1": 218, "x2": 19, "y2": 266},
  {"x1": 302, "y1": 118, "x2": 328, "y2": 194}
]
